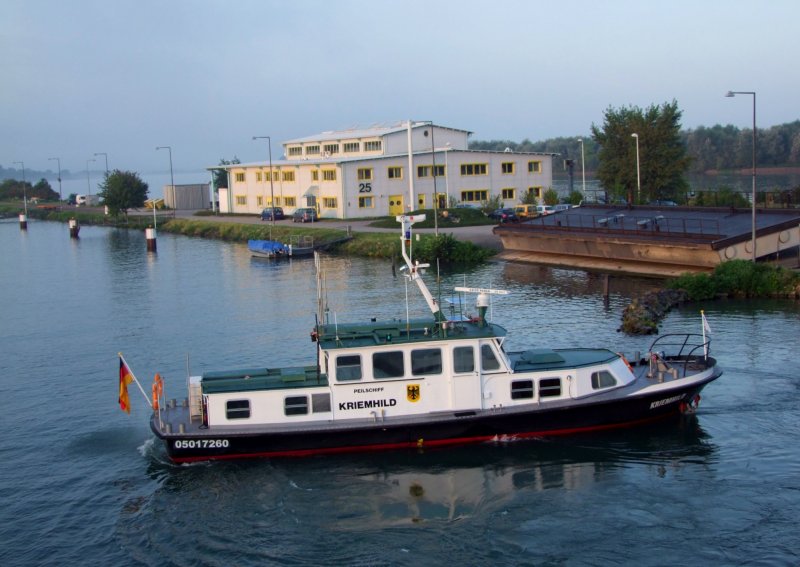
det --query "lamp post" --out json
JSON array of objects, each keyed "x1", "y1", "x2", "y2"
[
  {"x1": 94, "y1": 152, "x2": 109, "y2": 177},
  {"x1": 13, "y1": 160, "x2": 28, "y2": 216},
  {"x1": 577, "y1": 138, "x2": 586, "y2": 198},
  {"x1": 48, "y1": 157, "x2": 62, "y2": 202},
  {"x1": 726, "y1": 90, "x2": 757, "y2": 262},
  {"x1": 86, "y1": 158, "x2": 96, "y2": 195},
  {"x1": 252, "y1": 136, "x2": 275, "y2": 227},
  {"x1": 631, "y1": 133, "x2": 640, "y2": 204},
  {"x1": 156, "y1": 146, "x2": 174, "y2": 230}
]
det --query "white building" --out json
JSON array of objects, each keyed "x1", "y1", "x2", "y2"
[{"x1": 211, "y1": 121, "x2": 555, "y2": 219}]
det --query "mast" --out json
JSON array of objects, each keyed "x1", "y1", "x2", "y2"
[{"x1": 396, "y1": 214, "x2": 444, "y2": 322}]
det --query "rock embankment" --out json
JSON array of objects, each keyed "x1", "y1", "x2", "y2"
[{"x1": 619, "y1": 289, "x2": 689, "y2": 335}]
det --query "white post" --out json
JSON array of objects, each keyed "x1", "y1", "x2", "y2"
[{"x1": 407, "y1": 120, "x2": 415, "y2": 211}]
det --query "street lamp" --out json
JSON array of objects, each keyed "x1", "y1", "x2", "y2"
[
  {"x1": 156, "y1": 146, "x2": 174, "y2": 230},
  {"x1": 631, "y1": 133, "x2": 640, "y2": 204},
  {"x1": 86, "y1": 158, "x2": 96, "y2": 195},
  {"x1": 726, "y1": 90, "x2": 757, "y2": 262},
  {"x1": 48, "y1": 157, "x2": 62, "y2": 202},
  {"x1": 94, "y1": 152, "x2": 109, "y2": 176},
  {"x1": 252, "y1": 136, "x2": 275, "y2": 226},
  {"x1": 13, "y1": 160, "x2": 27, "y2": 215},
  {"x1": 577, "y1": 138, "x2": 586, "y2": 198}
]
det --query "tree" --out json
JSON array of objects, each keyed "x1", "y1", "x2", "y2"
[
  {"x1": 98, "y1": 170, "x2": 149, "y2": 218},
  {"x1": 32, "y1": 179, "x2": 58, "y2": 200},
  {"x1": 212, "y1": 157, "x2": 240, "y2": 188},
  {"x1": 543, "y1": 188, "x2": 559, "y2": 206},
  {"x1": 591, "y1": 101, "x2": 691, "y2": 204}
]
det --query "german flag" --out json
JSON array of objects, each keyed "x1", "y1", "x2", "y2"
[{"x1": 119, "y1": 356, "x2": 134, "y2": 413}]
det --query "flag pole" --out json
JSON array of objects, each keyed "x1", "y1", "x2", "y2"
[{"x1": 119, "y1": 352, "x2": 154, "y2": 409}]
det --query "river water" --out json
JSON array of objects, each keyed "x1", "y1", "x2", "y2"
[{"x1": 1, "y1": 220, "x2": 798, "y2": 566}]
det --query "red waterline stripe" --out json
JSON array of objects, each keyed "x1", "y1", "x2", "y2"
[{"x1": 169, "y1": 411, "x2": 677, "y2": 464}]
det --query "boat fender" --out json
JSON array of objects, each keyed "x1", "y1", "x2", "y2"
[{"x1": 618, "y1": 353, "x2": 634, "y2": 374}]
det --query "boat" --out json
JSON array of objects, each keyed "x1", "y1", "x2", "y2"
[
  {"x1": 144, "y1": 214, "x2": 722, "y2": 463},
  {"x1": 248, "y1": 236, "x2": 314, "y2": 258}
]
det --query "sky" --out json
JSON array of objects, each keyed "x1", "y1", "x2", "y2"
[{"x1": 2, "y1": 0, "x2": 799, "y2": 178}]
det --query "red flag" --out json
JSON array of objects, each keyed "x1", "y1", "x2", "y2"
[{"x1": 119, "y1": 356, "x2": 134, "y2": 413}]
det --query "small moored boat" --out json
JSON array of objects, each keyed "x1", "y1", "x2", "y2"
[
  {"x1": 248, "y1": 235, "x2": 315, "y2": 258},
  {"x1": 133, "y1": 215, "x2": 721, "y2": 462}
]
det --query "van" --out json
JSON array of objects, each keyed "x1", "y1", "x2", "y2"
[
  {"x1": 536, "y1": 205, "x2": 555, "y2": 216},
  {"x1": 513, "y1": 204, "x2": 538, "y2": 219}
]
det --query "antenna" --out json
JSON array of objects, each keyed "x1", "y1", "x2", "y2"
[{"x1": 454, "y1": 286, "x2": 509, "y2": 327}]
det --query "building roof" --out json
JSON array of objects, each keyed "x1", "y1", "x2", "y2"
[{"x1": 283, "y1": 121, "x2": 472, "y2": 145}]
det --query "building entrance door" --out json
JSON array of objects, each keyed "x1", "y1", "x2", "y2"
[{"x1": 388, "y1": 195, "x2": 404, "y2": 216}]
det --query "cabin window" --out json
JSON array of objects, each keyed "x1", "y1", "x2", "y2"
[
  {"x1": 539, "y1": 377, "x2": 562, "y2": 398},
  {"x1": 312, "y1": 393, "x2": 331, "y2": 413},
  {"x1": 453, "y1": 346, "x2": 474, "y2": 373},
  {"x1": 373, "y1": 351, "x2": 404, "y2": 379},
  {"x1": 591, "y1": 370, "x2": 618, "y2": 390},
  {"x1": 481, "y1": 344, "x2": 501, "y2": 371},
  {"x1": 511, "y1": 380, "x2": 534, "y2": 400},
  {"x1": 226, "y1": 399, "x2": 251, "y2": 420},
  {"x1": 284, "y1": 395, "x2": 309, "y2": 416},
  {"x1": 336, "y1": 355, "x2": 362, "y2": 382},
  {"x1": 411, "y1": 348, "x2": 442, "y2": 376}
]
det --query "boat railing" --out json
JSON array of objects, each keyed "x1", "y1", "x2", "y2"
[{"x1": 648, "y1": 333, "x2": 711, "y2": 374}]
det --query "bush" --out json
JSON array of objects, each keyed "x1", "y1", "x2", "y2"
[{"x1": 666, "y1": 272, "x2": 716, "y2": 301}]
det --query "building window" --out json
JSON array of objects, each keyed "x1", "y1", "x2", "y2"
[
  {"x1": 528, "y1": 161, "x2": 542, "y2": 173},
  {"x1": 322, "y1": 197, "x2": 337, "y2": 208},
  {"x1": 282, "y1": 171, "x2": 295, "y2": 182},
  {"x1": 256, "y1": 172, "x2": 262, "y2": 182},
  {"x1": 272, "y1": 171, "x2": 279, "y2": 181},
  {"x1": 373, "y1": 351, "x2": 404, "y2": 379},
  {"x1": 323, "y1": 143, "x2": 339, "y2": 155},
  {"x1": 411, "y1": 348, "x2": 442, "y2": 376},
  {"x1": 311, "y1": 170, "x2": 319, "y2": 181},
  {"x1": 501, "y1": 162, "x2": 515, "y2": 174},
  {"x1": 388, "y1": 166, "x2": 403, "y2": 179},
  {"x1": 460, "y1": 190, "x2": 488, "y2": 203},
  {"x1": 226, "y1": 399, "x2": 250, "y2": 419},
  {"x1": 460, "y1": 163, "x2": 488, "y2": 176},
  {"x1": 501, "y1": 188, "x2": 516, "y2": 200},
  {"x1": 364, "y1": 140, "x2": 382, "y2": 152},
  {"x1": 306, "y1": 145, "x2": 320, "y2": 155},
  {"x1": 235, "y1": 195, "x2": 247, "y2": 206},
  {"x1": 336, "y1": 355, "x2": 362, "y2": 382},
  {"x1": 257, "y1": 196, "x2": 263, "y2": 206},
  {"x1": 453, "y1": 346, "x2": 474, "y2": 373},
  {"x1": 358, "y1": 196, "x2": 374, "y2": 208},
  {"x1": 322, "y1": 169, "x2": 337, "y2": 181},
  {"x1": 284, "y1": 395, "x2": 308, "y2": 416},
  {"x1": 284, "y1": 196, "x2": 296, "y2": 207},
  {"x1": 539, "y1": 377, "x2": 562, "y2": 398},
  {"x1": 511, "y1": 380, "x2": 534, "y2": 400},
  {"x1": 357, "y1": 168, "x2": 373, "y2": 180},
  {"x1": 591, "y1": 370, "x2": 618, "y2": 390},
  {"x1": 417, "y1": 165, "x2": 445, "y2": 178},
  {"x1": 288, "y1": 146, "x2": 303, "y2": 156},
  {"x1": 235, "y1": 172, "x2": 245, "y2": 183},
  {"x1": 527, "y1": 187, "x2": 542, "y2": 199},
  {"x1": 274, "y1": 197, "x2": 282, "y2": 206},
  {"x1": 481, "y1": 344, "x2": 501, "y2": 371},
  {"x1": 343, "y1": 142, "x2": 360, "y2": 153}
]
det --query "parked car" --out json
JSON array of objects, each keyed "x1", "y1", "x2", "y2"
[
  {"x1": 553, "y1": 204, "x2": 572, "y2": 212},
  {"x1": 536, "y1": 205, "x2": 555, "y2": 215},
  {"x1": 488, "y1": 208, "x2": 519, "y2": 223},
  {"x1": 292, "y1": 207, "x2": 319, "y2": 223},
  {"x1": 513, "y1": 204, "x2": 538, "y2": 219},
  {"x1": 649, "y1": 200, "x2": 678, "y2": 207},
  {"x1": 261, "y1": 207, "x2": 285, "y2": 221}
]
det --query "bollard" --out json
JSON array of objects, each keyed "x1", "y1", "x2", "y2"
[
  {"x1": 69, "y1": 218, "x2": 80, "y2": 238},
  {"x1": 146, "y1": 227, "x2": 157, "y2": 252},
  {"x1": 19, "y1": 213, "x2": 27, "y2": 230}
]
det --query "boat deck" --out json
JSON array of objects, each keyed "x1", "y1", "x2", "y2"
[{"x1": 201, "y1": 365, "x2": 327, "y2": 394}]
